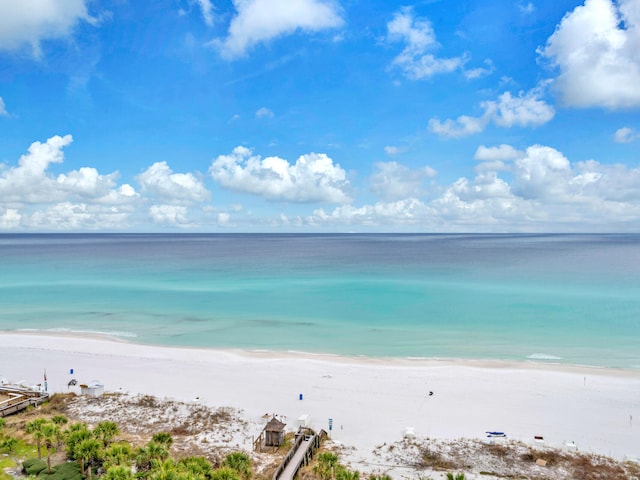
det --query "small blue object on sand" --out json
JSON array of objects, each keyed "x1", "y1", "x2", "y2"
[{"x1": 486, "y1": 431, "x2": 506, "y2": 437}]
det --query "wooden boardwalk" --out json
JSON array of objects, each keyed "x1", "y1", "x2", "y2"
[
  {"x1": 272, "y1": 428, "x2": 326, "y2": 480},
  {"x1": 0, "y1": 386, "x2": 49, "y2": 418}
]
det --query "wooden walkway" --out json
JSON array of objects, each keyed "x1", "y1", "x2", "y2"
[
  {"x1": 272, "y1": 428, "x2": 326, "y2": 480},
  {"x1": 0, "y1": 386, "x2": 49, "y2": 418}
]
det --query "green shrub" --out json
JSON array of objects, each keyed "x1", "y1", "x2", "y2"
[
  {"x1": 23, "y1": 458, "x2": 47, "y2": 475},
  {"x1": 38, "y1": 461, "x2": 82, "y2": 480}
]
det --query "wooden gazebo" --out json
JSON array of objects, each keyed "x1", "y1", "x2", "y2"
[{"x1": 264, "y1": 416, "x2": 286, "y2": 447}]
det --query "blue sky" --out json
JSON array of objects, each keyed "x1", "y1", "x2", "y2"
[{"x1": 1, "y1": 0, "x2": 639, "y2": 232}]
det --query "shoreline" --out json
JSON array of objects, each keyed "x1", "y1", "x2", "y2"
[
  {"x1": 4, "y1": 329, "x2": 638, "y2": 376},
  {"x1": 2, "y1": 331, "x2": 639, "y2": 463}
]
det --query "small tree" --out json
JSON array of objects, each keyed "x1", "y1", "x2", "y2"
[
  {"x1": 77, "y1": 438, "x2": 101, "y2": 480},
  {"x1": 1, "y1": 437, "x2": 18, "y2": 454},
  {"x1": 179, "y1": 456, "x2": 214, "y2": 480},
  {"x1": 104, "y1": 465, "x2": 135, "y2": 480},
  {"x1": 94, "y1": 421, "x2": 120, "y2": 447},
  {"x1": 314, "y1": 452, "x2": 339, "y2": 480},
  {"x1": 26, "y1": 417, "x2": 49, "y2": 459},
  {"x1": 42, "y1": 423, "x2": 61, "y2": 474}
]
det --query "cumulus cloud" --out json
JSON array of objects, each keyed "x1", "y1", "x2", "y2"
[
  {"x1": 0, "y1": 135, "x2": 139, "y2": 230},
  {"x1": 387, "y1": 7, "x2": 467, "y2": 79},
  {"x1": 255, "y1": 107, "x2": 274, "y2": 118},
  {"x1": 614, "y1": 126, "x2": 640, "y2": 143},
  {"x1": 149, "y1": 205, "x2": 190, "y2": 226},
  {"x1": 213, "y1": 0, "x2": 343, "y2": 59},
  {"x1": 429, "y1": 85, "x2": 555, "y2": 138},
  {"x1": 384, "y1": 146, "x2": 408, "y2": 156},
  {"x1": 370, "y1": 161, "x2": 436, "y2": 201},
  {"x1": 0, "y1": 0, "x2": 95, "y2": 56},
  {"x1": 209, "y1": 146, "x2": 351, "y2": 203},
  {"x1": 519, "y1": 2, "x2": 535, "y2": 15},
  {"x1": 0, "y1": 97, "x2": 8, "y2": 116},
  {"x1": 539, "y1": 0, "x2": 640, "y2": 109},
  {"x1": 307, "y1": 143, "x2": 640, "y2": 231},
  {"x1": 137, "y1": 161, "x2": 210, "y2": 203}
]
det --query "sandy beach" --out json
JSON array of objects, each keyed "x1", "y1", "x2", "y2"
[{"x1": 1, "y1": 332, "x2": 638, "y2": 467}]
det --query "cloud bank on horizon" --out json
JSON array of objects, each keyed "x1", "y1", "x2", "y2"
[{"x1": 0, "y1": 0, "x2": 639, "y2": 232}]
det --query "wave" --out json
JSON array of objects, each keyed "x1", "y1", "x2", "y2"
[
  {"x1": 16, "y1": 327, "x2": 137, "y2": 338},
  {"x1": 527, "y1": 353, "x2": 564, "y2": 360}
]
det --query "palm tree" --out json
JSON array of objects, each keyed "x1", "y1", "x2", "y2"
[
  {"x1": 94, "y1": 421, "x2": 120, "y2": 447},
  {"x1": 104, "y1": 442, "x2": 134, "y2": 469},
  {"x1": 43, "y1": 423, "x2": 61, "y2": 474},
  {"x1": 26, "y1": 418, "x2": 49, "y2": 459},
  {"x1": 77, "y1": 438, "x2": 101, "y2": 480},
  {"x1": 104, "y1": 465, "x2": 135, "y2": 480},
  {"x1": 66, "y1": 424, "x2": 91, "y2": 461}
]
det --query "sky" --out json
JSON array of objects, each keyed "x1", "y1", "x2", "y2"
[{"x1": 0, "y1": 0, "x2": 639, "y2": 232}]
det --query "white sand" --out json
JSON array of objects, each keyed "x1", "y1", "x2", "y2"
[{"x1": 1, "y1": 332, "x2": 639, "y2": 464}]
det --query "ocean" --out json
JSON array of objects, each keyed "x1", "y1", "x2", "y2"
[{"x1": 0, "y1": 233, "x2": 638, "y2": 369}]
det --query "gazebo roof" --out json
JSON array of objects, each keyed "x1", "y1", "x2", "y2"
[{"x1": 265, "y1": 416, "x2": 286, "y2": 432}]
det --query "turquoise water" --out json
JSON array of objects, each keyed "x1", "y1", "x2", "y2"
[{"x1": 0, "y1": 234, "x2": 639, "y2": 368}]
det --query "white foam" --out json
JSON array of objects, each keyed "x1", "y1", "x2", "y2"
[{"x1": 527, "y1": 353, "x2": 564, "y2": 360}]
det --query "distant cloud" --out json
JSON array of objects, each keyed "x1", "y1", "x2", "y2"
[
  {"x1": 386, "y1": 6, "x2": 468, "y2": 79},
  {"x1": 429, "y1": 84, "x2": 555, "y2": 138},
  {"x1": 255, "y1": 107, "x2": 274, "y2": 119},
  {"x1": 309, "y1": 143, "x2": 640, "y2": 231},
  {"x1": 519, "y1": 2, "x2": 535, "y2": 14},
  {"x1": 209, "y1": 146, "x2": 351, "y2": 203},
  {"x1": 196, "y1": 0, "x2": 214, "y2": 26},
  {"x1": 464, "y1": 59, "x2": 494, "y2": 80},
  {"x1": 370, "y1": 161, "x2": 436, "y2": 201},
  {"x1": 213, "y1": 0, "x2": 343, "y2": 59},
  {"x1": 539, "y1": 0, "x2": 640, "y2": 109},
  {"x1": 149, "y1": 205, "x2": 190, "y2": 226},
  {"x1": 614, "y1": 127, "x2": 640, "y2": 143},
  {"x1": 384, "y1": 146, "x2": 407, "y2": 156},
  {"x1": 0, "y1": 97, "x2": 8, "y2": 116},
  {"x1": 137, "y1": 161, "x2": 210, "y2": 204},
  {"x1": 0, "y1": 0, "x2": 95, "y2": 57}
]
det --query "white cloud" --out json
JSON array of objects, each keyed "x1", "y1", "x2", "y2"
[
  {"x1": 387, "y1": 7, "x2": 468, "y2": 80},
  {"x1": 370, "y1": 161, "x2": 436, "y2": 201},
  {"x1": 213, "y1": 0, "x2": 343, "y2": 59},
  {"x1": 217, "y1": 212, "x2": 230, "y2": 225},
  {"x1": 149, "y1": 205, "x2": 190, "y2": 226},
  {"x1": 428, "y1": 115, "x2": 489, "y2": 139},
  {"x1": 464, "y1": 59, "x2": 495, "y2": 80},
  {"x1": 0, "y1": 0, "x2": 95, "y2": 56},
  {"x1": 0, "y1": 134, "x2": 139, "y2": 230},
  {"x1": 519, "y1": 2, "x2": 535, "y2": 14},
  {"x1": 539, "y1": 0, "x2": 640, "y2": 109},
  {"x1": 384, "y1": 146, "x2": 408, "y2": 156},
  {"x1": 474, "y1": 144, "x2": 521, "y2": 162},
  {"x1": 137, "y1": 161, "x2": 210, "y2": 203},
  {"x1": 482, "y1": 89, "x2": 555, "y2": 127},
  {"x1": 429, "y1": 85, "x2": 555, "y2": 138},
  {"x1": 26, "y1": 202, "x2": 132, "y2": 230},
  {"x1": 0, "y1": 97, "x2": 8, "y2": 116},
  {"x1": 256, "y1": 107, "x2": 274, "y2": 118},
  {"x1": 307, "y1": 143, "x2": 640, "y2": 231},
  {"x1": 0, "y1": 209, "x2": 21, "y2": 229},
  {"x1": 196, "y1": 0, "x2": 214, "y2": 26},
  {"x1": 209, "y1": 146, "x2": 351, "y2": 203},
  {"x1": 614, "y1": 126, "x2": 640, "y2": 143}
]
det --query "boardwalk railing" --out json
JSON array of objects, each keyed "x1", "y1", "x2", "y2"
[
  {"x1": 0, "y1": 386, "x2": 49, "y2": 418},
  {"x1": 273, "y1": 428, "x2": 327, "y2": 480}
]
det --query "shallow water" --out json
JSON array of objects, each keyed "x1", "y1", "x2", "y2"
[{"x1": 1, "y1": 233, "x2": 638, "y2": 368}]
